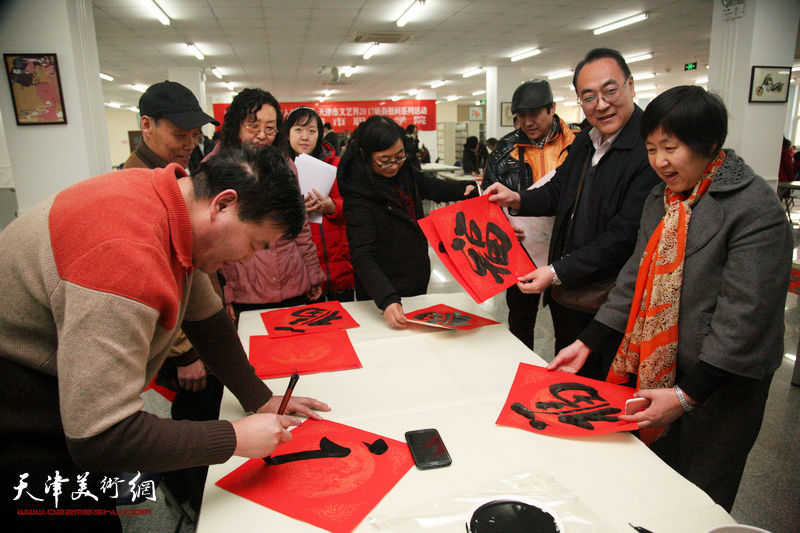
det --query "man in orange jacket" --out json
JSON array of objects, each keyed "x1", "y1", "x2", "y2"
[{"x1": 482, "y1": 79, "x2": 576, "y2": 350}]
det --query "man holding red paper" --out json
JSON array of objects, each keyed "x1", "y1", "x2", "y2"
[
  {"x1": 485, "y1": 48, "x2": 660, "y2": 379},
  {"x1": 482, "y1": 79, "x2": 577, "y2": 351}
]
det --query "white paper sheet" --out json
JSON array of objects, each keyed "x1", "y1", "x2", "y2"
[
  {"x1": 504, "y1": 168, "x2": 556, "y2": 269},
  {"x1": 294, "y1": 153, "x2": 337, "y2": 224}
]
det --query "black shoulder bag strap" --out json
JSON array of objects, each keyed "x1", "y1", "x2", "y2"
[{"x1": 558, "y1": 148, "x2": 593, "y2": 259}]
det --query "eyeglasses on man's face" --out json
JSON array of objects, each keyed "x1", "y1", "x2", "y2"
[
  {"x1": 372, "y1": 154, "x2": 408, "y2": 169},
  {"x1": 243, "y1": 121, "x2": 277, "y2": 136},
  {"x1": 578, "y1": 77, "x2": 630, "y2": 110}
]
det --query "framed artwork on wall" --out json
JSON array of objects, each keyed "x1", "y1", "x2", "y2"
[
  {"x1": 501, "y1": 102, "x2": 514, "y2": 127},
  {"x1": 748, "y1": 66, "x2": 791, "y2": 103},
  {"x1": 4, "y1": 53, "x2": 67, "y2": 125}
]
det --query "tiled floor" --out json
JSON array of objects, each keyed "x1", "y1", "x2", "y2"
[{"x1": 126, "y1": 207, "x2": 800, "y2": 533}]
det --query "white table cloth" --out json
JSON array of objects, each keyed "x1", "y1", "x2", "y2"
[{"x1": 198, "y1": 293, "x2": 735, "y2": 533}]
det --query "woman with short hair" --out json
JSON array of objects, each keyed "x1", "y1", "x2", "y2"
[
  {"x1": 549, "y1": 85, "x2": 793, "y2": 511},
  {"x1": 337, "y1": 116, "x2": 478, "y2": 327}
]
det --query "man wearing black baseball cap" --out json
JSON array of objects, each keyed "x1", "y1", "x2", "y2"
[
  {"x1": 122, "y1": 80, "x2": 221, "y2": 512},
  {"x1": 482, "y1": 79, "x2": 577, "y2": 351},
  {"x1": 124, "y1": 80, "x2": 220, "y2": 170}
]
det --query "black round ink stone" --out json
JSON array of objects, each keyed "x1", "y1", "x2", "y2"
[{"x1": 467, "y1": 498, "x2": 562, "y2": 533}]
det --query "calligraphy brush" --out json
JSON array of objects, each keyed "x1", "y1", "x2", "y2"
[{"x1": 263, "y1": 372, "x2": 299, "y2": 464}]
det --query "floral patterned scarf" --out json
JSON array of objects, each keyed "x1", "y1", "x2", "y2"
[{"x1": 607, "y1": 151, "x2": 726, "y2": 444}]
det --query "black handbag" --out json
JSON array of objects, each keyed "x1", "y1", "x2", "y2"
[
  {"x1": 549, "y1": 150, "x2": 615, "y2": 314},
  {"x1": 550, "y1": 278, "x2": 615, "y2": 314}
]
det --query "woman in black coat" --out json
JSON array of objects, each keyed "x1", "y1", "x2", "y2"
[{"x1": 337, "y1": 116, "x2": 477, "y2": 327}]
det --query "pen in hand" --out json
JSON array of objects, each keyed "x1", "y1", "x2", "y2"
[
  {"x1": 264, "y1": 372, "x2": 300, "y2": 464},
  {"x1": 277, "y1": 372, "x2": 299, "y2": 416}
]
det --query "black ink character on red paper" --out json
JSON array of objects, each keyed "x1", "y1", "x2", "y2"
[
  {"x1": 274, "y1": 307, "x2": 343, "y2": 333},
  {"x1": 449, "y1": 211, "x2": 512, "y2": 284},
  {"x1": 412, "y1": 311, "x2": 472, "y2": 327},
  {"x1": 264, "y1": 438, "x2": 388, "y2": 465},
  {"x1": 511, "y1": 382, "x2": 622, "y2": 431}
]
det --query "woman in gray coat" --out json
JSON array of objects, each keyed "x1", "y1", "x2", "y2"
[{"x1": 549, "y1": 85, "x2": 793, "y2": 512}]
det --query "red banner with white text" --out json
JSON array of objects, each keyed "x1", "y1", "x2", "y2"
[{"x1": 212, "y1": 99, "x2": 436, "y2": 132}]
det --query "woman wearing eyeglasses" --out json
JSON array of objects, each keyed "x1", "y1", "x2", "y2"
[
  {"x1": 337, "y1": 115, "x2": 478, "y2": 327},
  {"x1": 548, "y1": 86, "x2": 792, "y2": 511},
  {"x1": 284, "y1": 106, "x2": 354, "y2": 302},
  {"x1": 208, "y1": 89, "x2": 325, "y2": 323}
]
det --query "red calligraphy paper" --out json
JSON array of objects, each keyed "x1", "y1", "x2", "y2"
[
  {"x1": 405, "y1": 303, "x2": 499, "y2": 330},
  {"x1": 249, "y1": 329, "x2": 362, "y2": 379},
  {"x1": 260, "y1": 301, "x2": 360, "y2": 338},
  {"x1": 143, "y1": 377, "x2": 176, "y2": 402},
  {"x1": 496, "y1": 363, "x2": 639, "y2": 437},
  {"x1": 216, "y1": 419, "x2": 414, "y2": 533},
  {"x1": 427, "y1": 195, "x2": 534, "y2": 303},
  {"x1": 418, "y1": 216, "x2": 482, "y2": 302}
]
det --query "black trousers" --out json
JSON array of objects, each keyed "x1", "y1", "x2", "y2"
[
  {"x1": 156, "y1": 357, "x2": 224, "y2": 511},
  {"x1": 505, "y1": 285, "x2": 540, "y2": 350},
  {"x1": 548, "y1": 298, "x2": 617, "y2": 380},
  {"x1": 649, "y1": 373, "x2": 773, "y2": 512}
]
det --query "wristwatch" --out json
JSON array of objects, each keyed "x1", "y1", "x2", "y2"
[
  {"x1": 674, "y1": 385, "x2": 695, "y2": 412},
  {"x1": 549, "y1": 265, "x2": 561, "y2": 286}
]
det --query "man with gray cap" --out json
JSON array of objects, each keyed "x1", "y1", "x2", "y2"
[
  {"x1": 124, "y1": 80, "x2": 219, "y2": 170},
  {"x1": 482, "y1": 79, "x2": 576, "y2": 351}
]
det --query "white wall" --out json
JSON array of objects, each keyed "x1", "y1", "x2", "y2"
[
  {"x1": 709, "y1": 0, "x2": 800, "y2": 183},
  {"x1": 0, "y1": 0, "x2": 111, "y2": 213},
  {"x1": 105, "y1": 108, "x2": 140, "y2": 168},
  {"x1": 436, "y1": 102, "x2": 458, "y2": 123},
  {"x1": 0, "y1": 108, "x2": 13, "y2": 188}
]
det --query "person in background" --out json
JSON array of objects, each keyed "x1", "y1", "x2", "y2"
[
  {"x1": 548, "y1": 86, "x2": 792, "y2": 512},
  {"x1": 188, "y1": 133, "x2": 216, "y2": 175},
  {"x1": 340, "y1": 128, "x2": 352, "y2": 155},
  {"x1": 338, "y1": 116, "x2": 478, "y2": 327},
  {"x1": 486, "y1": 137, "x2": 498, "y2": 153},
  {"x1": 462, "y1": 136, "x2": 489, "y2": 177},
  {"x1": 323, "y1": 122, "x2": 340, "y2": 154},
  {"x1": 778, "y1": 137, "x2": 796, "y2": 187},
  {"x1": 482, "y1": 79, "x2": 576, "y2": 351},
  {"x1": 794, "y1": 151, "x2": 800, "y2": 181},
  {"x1": 484, "y1": 48, "x2": 660, "y2": 379},
  {"x1": 0, "y1": 146, "x2": 330, "y2": 530},
  {"x1": 209, "y1": 89, "x2": 326, "y2": 323},
  {"x1": 284, "y1": 107, "x2": 355, "y2": 302},
  {"x1": 405, "y1": 123, "x2": 430, "y2": 163},
  {"x1": 122, "y1": 80, "x2": 222, "y2": 511}
]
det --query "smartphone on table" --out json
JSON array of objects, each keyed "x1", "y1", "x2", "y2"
[{"x1": 405, "y1": 428, "x2": 452, "y2": 469}]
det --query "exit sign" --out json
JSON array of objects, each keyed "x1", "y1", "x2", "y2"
[{"x1": 685, "y1": 62, "x2": 698, "y2": 71}]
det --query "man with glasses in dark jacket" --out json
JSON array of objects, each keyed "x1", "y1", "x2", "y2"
[{"x1": 485, "y1": 49, "x2": 660, "y2": 378}]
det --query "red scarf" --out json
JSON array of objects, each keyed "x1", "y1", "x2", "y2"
[{"x1": 607, "y1": 151, "x2": 726, "y2": 444}]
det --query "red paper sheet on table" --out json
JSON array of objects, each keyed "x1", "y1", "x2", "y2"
[
  {"x1": 405, "y1": 303, "x2": 500, "y2": 330},
  {"x1": 418, "y1": 216, "x2": 481, "y2": 302},
  {"x1": 143, "y1": 377, "x2": 176, "y2": 402},
  {"x1": 216, "y1": 419, "x2": 414, "y2": 533},
  {"x1": 260, "y1": 300, "x2": 359, "y2": 338},
  {"x1": 425, "y1": 195, "x2": 535, "y2": 303},
  {"x1": 496, "y1": 362, "x2": 639, "y2": 437},
  {"x1": 249, "y1": 329, "x2": 362, "y2": 379}
]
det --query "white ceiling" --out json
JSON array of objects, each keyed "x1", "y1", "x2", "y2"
[{"x1": 93, "y1": 0, "x2": 731, "y2": 109}]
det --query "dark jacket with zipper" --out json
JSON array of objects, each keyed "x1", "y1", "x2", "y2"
[
  {"x1": 338, "y1": 152, "x2": 477, "y2": 310},
  {"x1": 515, "y1": 106, "x2": 660, "y2": 289}
]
